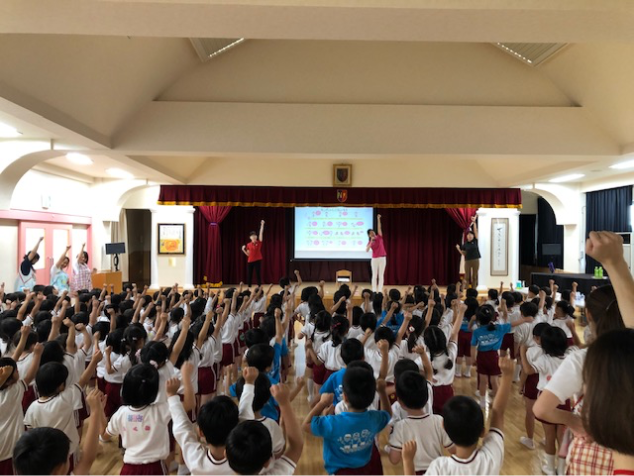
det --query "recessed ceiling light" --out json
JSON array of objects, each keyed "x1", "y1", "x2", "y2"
[
  {"x1": 610, "y1": 159, "x2": 634, "y2": 170},
  {"x1": 549, "y1": 173, "x2": 585, "y2": 183},
  {"x1": 106, "y1": 168, "x2": 134, "y2": 179},
  {"x1": 0, "y1": 122, "x2": 22, "y2": 138},
  {"x1": 66, "y1": 153, "x2": 93, "y2": 165}
]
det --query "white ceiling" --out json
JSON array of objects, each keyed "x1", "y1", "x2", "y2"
[{"x1": 2, "y1": 1, "x2": 634, "y2": 190}]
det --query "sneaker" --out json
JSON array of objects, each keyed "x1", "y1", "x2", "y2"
[
  {"x1": 455, "y1": 371, "x2": 462, "y2": 378},
  {"x1": 463, "y1": 369, "x2": 472, "y2": 378},
  {"x1": 520, "y1": 437, "x2": 535, "y2": 450},
  {"x1": 542, "y1": 463, "x2": 556, "y2": 475}
]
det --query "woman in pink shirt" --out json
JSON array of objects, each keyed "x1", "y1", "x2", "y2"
[{"x1": 366, "y1": 214, "x2": 387, "y2": 292}]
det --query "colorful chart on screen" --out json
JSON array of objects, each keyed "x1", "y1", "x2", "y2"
[{"x1": 294, "y1": 206, "x2": 374, "y2": 259}]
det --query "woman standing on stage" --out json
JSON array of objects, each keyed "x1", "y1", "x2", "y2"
[
  {"x1": 242, "y1": 220, "x2": 265, "y2": 287},
  {"x1": 456, "y1": 216, "x2": 481, "y2": 289},
  {"x1": 366, "y1": 214, "x2": 387, "y2": 293}
]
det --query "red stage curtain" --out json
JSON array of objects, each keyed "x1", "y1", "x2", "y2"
[
  {"x1": 219, "y1": 207, "x2": 288, "y2": 285},
  {"x1": 446, "y1": 208, "x2": 478, "y2": 240},
  {"x1": 159, "y1": 185, "x2": 522, "y2": 209},
  {"x1": 196, "y1": 206, "x2": 232, "y2": 285}
]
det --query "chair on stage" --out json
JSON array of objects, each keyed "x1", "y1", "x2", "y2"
[{"x1": 335, "y1": 269, "x2": 352, "y2": 285}]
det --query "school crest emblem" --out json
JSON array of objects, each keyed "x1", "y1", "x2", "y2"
[{"x1": 337, "y1": 189, "x2": 348, "y2": 203}]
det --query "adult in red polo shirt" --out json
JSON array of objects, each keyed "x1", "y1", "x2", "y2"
[
  {"x1": 242, "y1": 220, "x2": 265, "y2": 287},
  {"x1": 365, "y1": 214, "x2": 387, "y2": 292}
]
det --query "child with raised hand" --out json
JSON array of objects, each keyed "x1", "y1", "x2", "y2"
[
  {"x1": 304, "y1": 365, "x2": 391, "y2": 475},
  {"x1": 13, "y1": 387, "x2": 106, "y2": 476},
  {"x1": 0, "y1": 337, "x2": 43, "y2": 474},
  {"x1": 226, "y1": 382, "x2": 304, "y2": 475},
  {"x1": 426, "y1": 355, "x2": 515, "y2": 475},
  {"x1": 312, "y1": 314, "x2": 350, "y2": 382},
  {"x1": 167, "y1": 366, "x2": 255, "y2": 475},
  {"x1": 320, "y1": 338, "x2": 365, "y2": 407},
  {"x1": 425, "y1": 301, "x2": 463, "y2": 414},
  {"x1": 103, "y1": 363, "x2": 187, "y2": 475},
  {"x1": 24, "y1": 348, "x2": 102, "y2": 468},
  {"x1": 387, "y1": 369, "x2": 454, "y2": 474}
]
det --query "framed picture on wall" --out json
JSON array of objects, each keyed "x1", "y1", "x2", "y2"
[
  {"x1": 158, "y1": 223, "x2": 185, "y2": 254},
  {"x1": 333, "y1": 164, "x2": 352, "y2": 186},
  {"x1": 490, "y1": 218, "x2": 509, "y2": 276}
]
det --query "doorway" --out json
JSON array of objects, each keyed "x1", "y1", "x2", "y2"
[{"x1": 126, "y1": 209, "x2": 151, "y2": 288}]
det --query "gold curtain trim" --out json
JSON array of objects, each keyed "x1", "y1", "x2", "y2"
[{"x1": 159, "y1": 200, "x2": 522, "y2": 209}]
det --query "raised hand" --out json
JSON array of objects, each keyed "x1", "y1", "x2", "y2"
[
  {"x1": 243, "y1": 366, "x2": 259, "y2": 385},
  {"x1": 586, "y1": 231, "x2": 625, "y2": 268},
  {"x1": 166, "y1": 377, "x2": 181, "y2": 397}
]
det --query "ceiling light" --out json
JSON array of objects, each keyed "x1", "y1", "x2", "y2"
[
  {"x1": 106, "y1": 168, "x2": 134, "y2": 179},
  {"x1": 66, "y1": 153, "x2": 93, "y2": 165},
  {"x1": 549, "y1": 173, "x2": 585, "y2": 183},
  {"x1": 610, "y1": 159, "x2": 634, "y2": 170},
  {"x1": 0, "y1": 123, "x2": 22, "y2": 138}
]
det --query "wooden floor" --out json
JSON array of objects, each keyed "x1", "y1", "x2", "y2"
[{"x1": 91, "y1": 334, "x2": 548, "y2": 475}]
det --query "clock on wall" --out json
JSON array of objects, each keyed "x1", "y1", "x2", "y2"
[{"x1": 491, "y1": 218, "x2": 509, "y2": 276}]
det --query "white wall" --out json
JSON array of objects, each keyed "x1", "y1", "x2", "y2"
[{"x1": 0, "y1": 219, "x2": 19, "y2": 287}]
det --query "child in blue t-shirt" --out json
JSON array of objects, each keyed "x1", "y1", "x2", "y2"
[
  {"x1": 471, "y1": 303, "x2": 530, "y2": 408},
  {"x1": 320, "y1": 339, "x2": 365, "y2": 406},
  {"x1": 303, "y1": 363, "x2": 391, "y2": 475}
]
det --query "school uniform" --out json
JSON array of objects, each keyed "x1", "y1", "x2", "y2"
[
  {"x1": 318, "y1": 342, "x2": 345, "y2": 380},
  {"x1": 155, "y1": 361, "x2": 176, "y2": 404},
  {"x1": 0, "y1": 380, "x2": 27, "y2": 471},
  {"x1": 197, "y1": 337, "x2": 219, "y2": 396},
  {"x1": 260, "y1": 456, "x2": 298, "y2": 475},
  {"x1": 457, "y1": 317, "x2": 472, "y2": 359},
  {"x1": 426, "y1": 428, "x2": 505, "y2": 475},
  {"x1": 104, "y1": 353, "x2": 131, "y2": 418},
  {"x1": 320, "y1": 367, "x2": 346, "y2": 406},
  {"x1": 24, "y1": 385, "x2": 82, "y2": 456},
  {"x1": 347, "y1": 326, "x2": 364, "y2": 340},
  {"x1": 220, "y1": 313, "x2": 239, "y2": 367},
  {"x1": 106, "y1": 403, "x2": 171, "y2": 474},
  {"x1": 551, "y1": 317, "x2": 575, "y2": 346},
  {"x1": 365, "y1": 344, "x2": 400, "y2": 382},
  {"x1": 16, "y1": 353, "x2": 37, "y2": 411},
  {"x1": 309, "y1": 330, "x2": 331, "y2": 385},
  {"x1": 389, "y1": 383, "x2": 434, "y2": 425},
  {"x1": 500, "y1": 308, "x2": 521, "y2": 358},
  {"x1": 471, "y1": 323, "x2": 512, "y2": 376},
  {"x1": 389, "y1": 414, "x2": 454, "y2": 474},
  {"x1": 522, "y1": 347, "x2": 542, "y2": 400},
  {"x1": 256, "y1": 416, "x2": 286, "y2": 456},
  {"x1": 311, "y1": 410, "x2": 390, "y2": 475},
  {"x1": 429, "y1": 340, "x2": 458, "y2": 414}
]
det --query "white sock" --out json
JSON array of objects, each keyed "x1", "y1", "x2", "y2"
[
  {"x1": 480, "y1": 395, "x2": 486, "y2": 407},
  {"x1": 177, "y1": 464, "x2": 190, "y2": 475},
  {"x1": 557, "y1": 457, "x2": 566, "y2": 475},
  {"x1": 544, "y1": 453, "x2": 556, "y2": 473},
  {"x1": 513, "y1": 363, "x2": 522, "y2": 381},
  {"x1": 464, "y1": 367, "x2": 471, "y2": 377},
  {"x1": 307, "y1": 378, "x2": 314, "y2": 401}
]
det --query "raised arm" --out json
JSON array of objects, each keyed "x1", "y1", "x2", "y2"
[
  {"x1": 55, "y1": 245, "x2": 72, "y2": 269},
  {"x1": 471, "y1": 216, "x2": 478, "y2": 240},
  {"x1": 28, "y1": 237, "x2": 44, "y2": 262},
  {"x1": 318, "y1": 280, "x2": 325, "y2": 299},
  {"x1": 271, "y1": 383, "x2": 304, "y2": 464},
  {"x1": 77, "y1": 243, "x2": 86, "y2": 263},
  {"x1": 259, "y1": 220, "x2": 265, "y2": 242},
  {"x1": 450, "y1": 303, "x2": 465, "y2": 342},
  {"x1": 169, "y1": 314, "x2": 191, "y2": 365},
  {"x1": 396, "y1": 311, "x2": 412, "y2": 345},
  {"x1": 377, "y1": 214, "x2": 383, "y2": 236},
  {"x1": 17, "y1": 292, "x2": 34, "y2": 322},
  {"x1": 196, "y1": 310, "x2": 213, "y2": 349},
  {"x1": 74, "y1": 388, "x2": 107, "y2": 475},
  {"x1": 489, "y1": 355, "x2": 513, "y2": 431}
]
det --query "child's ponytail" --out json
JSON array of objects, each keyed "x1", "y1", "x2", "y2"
[{"x1": 330, "y1": 315, "x2": 350, "y2": 347}]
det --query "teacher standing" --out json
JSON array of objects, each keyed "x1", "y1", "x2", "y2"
[
  {"x1": 242, "y1": 220, "x2": 265, "y2": 287},
  {"x1": 456, "y1": 216, "x2": 480, "y2": 289},
  {"x1": 366, "y1": 214, "x2": 387, "y2": 293}
]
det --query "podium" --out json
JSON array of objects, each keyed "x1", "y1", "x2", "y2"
[{"x1": 92, "y1": 271, "x2": 123, "y2": 293}]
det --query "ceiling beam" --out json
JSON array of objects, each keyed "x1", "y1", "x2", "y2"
[
  {"x1": 2, "y1": 1, "x2": 634, "y2": 43},
  {"x1": 112, "y1": 102, "x2": 620, "y2": 157}
]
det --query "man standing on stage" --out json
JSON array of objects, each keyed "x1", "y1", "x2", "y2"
[{"x1": 242, "y1": 219, "x2": 265, "y2": 287}]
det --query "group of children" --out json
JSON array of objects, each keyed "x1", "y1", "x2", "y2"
[{"x1": 0, "y1": 230, "x2": 633, "y2": 476}]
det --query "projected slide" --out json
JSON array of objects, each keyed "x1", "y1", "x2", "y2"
[{"x1": 294, "y1": 207, "x2": 374, "y2": 259}]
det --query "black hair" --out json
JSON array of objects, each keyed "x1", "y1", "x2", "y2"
[
  {"x1": 226, "y1": 420, "x2": 272, "y2": 475},
  {"x1": 466, "y1": 288, "x2": 478, "y2": 299},
  {"x1": 372, "y1": 292, "x2": 384, "y2": 315},
  {"x1": 413, "y1": 286, "x2": 427, "y2": 304},
  {"x1": 35, "y1": 320, "x2": 52, "y2": 343},
  {"x1": 528, "y1": 285, "x2": 540, "y2": 296},
  {"x1": 92, "y1": 321, "x2": 110, "y2": 342},
  {"x1": 245, "y1": 328, "x2": 269, "y2": 348},
  {"x1": 359, "y1": 312, "x2": 377, "y2": 332},
  {"x1": 338, "y1": 284, "x2": 352, "y2": 300},
  {"x1": 464, "y1": 297, "x2": 479, "y2": 320},
  {"x1": 197, "y1": 396, "x2": 239, "y2": 447},
  {"x1": 406, "y1": 315, "x2": 425, "y2": 353},
  {"x1": 445, "y1": 293, "x2": 458, "y2": 309},
  {"x1": 259, "y1": 316, "x2": 276, "y2": 341},
  {"x1": 123, "y1": 324, "x2": 147, "y2": 366},
  {"x1": 122, "y1": 363, "x2": 159, "y2": 406},
  {"x1": 340, "y1": 338, "x2": 364, "y2": 365},
  {"x1": 394, "y1": 359, "x2": 419, "y2": 382},
  {"x1": 235, "y1": 374, "x2": 271, "y2": 412},
  {"x1": 487, "y1": 288, "x2": 499, "y2": 303},
  {"x1": 561, "y1": 290, "x2": 572, "y2": 302},
  {"x1": 423, "y1": 326, "x2": 453, "y2": 374},
  {"x1": 501, "y1": 292, "x2": 515, "y2": 309},
  {"x1": 0, "y1": 357, "x2": 17, "y2": 390},
  {"x1": 388, "y1": 288, "x2": 401, "y2": 302},
  {"x1": 532, "y1": 322, "x2": 550, "y2": 338},
  {"x1": 555, "y1": 300, "x2": 575, "y2": 319},
  {"x1": 584, "y1": 285, "x2": 625, "y2": 337},
  {"x1": 351, "y1": 306, "x2": 363, "y2": 327},
  {"x1": 312, "y1": 310, "x2": 332, "y2": 340},
  {"x1": 36, "y1": 362, "x2": 68, "y2": 397},
  {"x1": 342, "y1": 365, "x2": 376, "y2": 410},
  {"x1": 11, "y1": 329, "x2": 37, "y2": 352},
  {"x1": 330, "y1": 314, "x2": 349, "y2": 347},
  {"x1": 140, "y1": 340, "x2": 170, "y2": 368},
  {"x1": 169, "y1": 329, "x2": 195, "y2": 369},
  {"x1": 39, "y1": 299, "x2": 55, "y2": 312},
  {"x1": 374, "y1": 326, "x2": 395, "y2": 349},
  {"x1": 519, "y1": 301, "x2": 538, "y2": 319},
  {"x1": 396, "y1": 370, "x2": 429, "y2": 410},
  {"x1": 361, "y1": 288, "x2": 373, "y2": 299},
  {"x1": 13, "y1": 427, "x2": 70, "y2": 475},
  {"x1": 71, "y1": 311, "x2": 89, "y2": 326},
  {"x1": 429, "y1": 306, "x2": 442, "y2": 327},
  {"x1": 512, "y1": 292, "x2": 523, "y2": 305},
  {"x1": 387, "y1": 301, "x2": 402, "y2": 326},
  {"x1": 442, "y1": 395, "x2": 485, "y2": 446},
  {"x1": 40, "y1": 340, "x2": 65, "y2": 366},
  {"x1": 476, "y1": 304, "x2": 496, "y2": 331},
  {"x1": 106, "y1": 328, "x2": 126, "y2": 355},
  {"x1": 33, "y1": 311, "x2": 51, "y2": 326},
  {"x1": 246, "y1": 343, "x2": 274, "y2": 372},
  {"x1": 367, "y1": 228, "x2": 375, "y2": 237},
  {"x1": 278, "y1": 277, "x2": 290, "y2": 288},
  {"x1": 169, "y1": 307, "x2": 184, "y2": 324},
  {"x1": 0, "y1": 318, "x2": 22, "y2": 346},
  {"x1": 332, "y1": 290, "x2": 347, "y2": 315},
  {"x1": 300, "y1": 286, "x2": 319, "y2": 303},
  {"x1": 540, "y1": 326, "x2": 568, "y2": 357}
]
